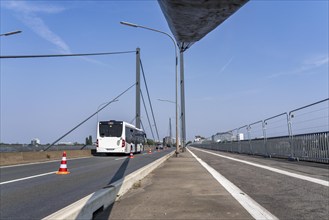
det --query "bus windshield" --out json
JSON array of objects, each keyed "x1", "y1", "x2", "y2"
[{"x1": 99, "y1": 122, "x2": 122, "y2": 137}]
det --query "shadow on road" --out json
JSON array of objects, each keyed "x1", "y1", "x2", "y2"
[{"x1": 74, "y1": 157, "x2": 130, "y2": 220}]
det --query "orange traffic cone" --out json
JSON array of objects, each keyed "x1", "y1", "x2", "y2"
[
  {"x1": 148, "y1": 148, "x2": 152, "y2": 154},
  {"x1": 56, "y1": 151, "x2": 70, "y2": 174},
  {"x1": 129, "y1": 151, "x2": 134, "y2": 159}
]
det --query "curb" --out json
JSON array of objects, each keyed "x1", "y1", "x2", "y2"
[{"x1": 43, "y1": 150, "x2": 175, "y2": 220}]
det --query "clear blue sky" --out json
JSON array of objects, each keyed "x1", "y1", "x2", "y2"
[{"x1": 1, "y1": 0, "x2": 328, "y2": 144}]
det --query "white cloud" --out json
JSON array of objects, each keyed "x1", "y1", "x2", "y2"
[
  {"x1": 303, "y1": 56, "x2": 329, "y2": 68},
  {"x1": 3, "y1": 1, "x2": 66, "y2": 14},
  {"x1": 219, "y1": 56, "x2": 234, "y2": 74},
  {"x1": 2, "y1": 1, "x2": 70, "y2": 53},
  {"x1": 268, "y1": 55, "x2": 329, "y2": 79}
]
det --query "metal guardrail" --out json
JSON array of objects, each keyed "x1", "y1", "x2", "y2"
[
  {"x1": 191, "y1": 131, "x2": 329, "y2": 163},
  {"x1": 194, "y1": 99, "x2": 329, "y2": 164}
]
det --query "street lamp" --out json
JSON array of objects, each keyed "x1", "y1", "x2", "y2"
[
  {"x1": 157, "y1": 98, "x2": 181, "y2": 118},
  {"x1": 96, "y1": 99, "x2": 119, "y2": 122},
  {"x1": 157, "y1": 98, "x2": 175, "y2": 104},
  {"x1": 120, "y1": 21, "x2": 180, "y2": 156},
  {"x1": 0, "y1": 30, "x2": 22, "y2": 37},
  {"x1": 157, "y1": 98, "x2": 182, "y2": 146}
]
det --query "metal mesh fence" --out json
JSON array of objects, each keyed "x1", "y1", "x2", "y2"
[{"x1": 193, "y1": 99, "x2": 329, "y2": 164}]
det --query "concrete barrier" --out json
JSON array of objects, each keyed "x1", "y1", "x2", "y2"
[
  {"x1": 43, "y1": 150, "x2": 175, "y2": 220},
  {"x1": 0, "y1": 150, "x2": 93, "y2": 166}
]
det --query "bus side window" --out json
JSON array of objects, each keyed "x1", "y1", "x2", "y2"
[
  {"x1": 131, "y1": 129, "x2": 136, "y2": 143},
  {"x1": 126, "y1": 127, "x2": 134, "y2": 143}
]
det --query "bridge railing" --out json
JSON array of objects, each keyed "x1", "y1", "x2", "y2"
[
  {"x1": 192, "y1": 99, "x2": 329, "y2": 164},
  {"x1": 191, "y1": 132, "x2": 328, "y2": 163}
]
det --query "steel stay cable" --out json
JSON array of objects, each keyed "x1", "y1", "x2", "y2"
[
  {"x1": 140, "y1": 58, "x2": 160, "y2": 141},
  {"x1": 44, "y1": 83, "x2": 136, "y2": 151},
  {"x1": 140, "y1": 89, "x2": 155, "y2": 140},
  {"x1": 0, "y1": 51, "x2": 136, "y2": 59},
  {"x1": 140, "y1": 120, "x2": 146, "y2": 135}
]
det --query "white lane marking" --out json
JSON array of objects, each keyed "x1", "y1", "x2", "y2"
[
  {"x1": 191, "y1": 147, "x2": 329, "y2": 187},
  {"x1": 0, "y1": 171, "x2": 56, "y2": 185},
  {"x1": 187, "y1": 148, "x2": 278, "y2": 220},
  {"x1": 0, "y1": 156, "x2": 93, "y2": 169},
  {"x1": 2, "y1": 153, "x2": 141, "y2": 185},
  {"x1": 115, "y1": 157, "x2": 128, "y2": 161}
]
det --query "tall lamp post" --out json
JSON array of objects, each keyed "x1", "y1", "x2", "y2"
[
  {"x1": 120, "y1": 21, "x2": 180, "y2": 156},
  {"x1": 0, "y1": 30, "x2": 22, "y2": 37}
]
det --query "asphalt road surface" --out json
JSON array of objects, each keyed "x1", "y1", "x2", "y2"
[
  {"x1": 189, "y1": 147, "x2": 329, "y2": 220},
  {"x1": 0, "y1": 148, "x2": 174, "y2": 220}
]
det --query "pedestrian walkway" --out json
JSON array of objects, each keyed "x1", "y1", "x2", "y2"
[{"x1": 95, "y1": 149, "x2": 253, "y2": 219}]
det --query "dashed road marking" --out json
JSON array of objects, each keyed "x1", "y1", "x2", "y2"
[
  {"x1": 115, "y1": 157, "x2": 128, "y2": 161},
  {"x1": 0, "y1": 156, "x2": 93, "y2": 169},
  {"x1": 0, "y1": 171, "x2": 56, "y2": 185}
]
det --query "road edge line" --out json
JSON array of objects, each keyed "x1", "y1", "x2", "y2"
[
  {"x1": 191, "y1": 147, "x2": 329, "y2": 187},
  {"x1": 187, "y1": 148, "x2": 278, "y2": 220}
]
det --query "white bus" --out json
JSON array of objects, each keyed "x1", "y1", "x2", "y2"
[{"x1": 96, "y1": 120, "x2": 146, "y2": 154}]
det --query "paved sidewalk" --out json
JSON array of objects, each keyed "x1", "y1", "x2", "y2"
[{"x1": 96, "y1": 149, "x2": 253, "y2": 219}]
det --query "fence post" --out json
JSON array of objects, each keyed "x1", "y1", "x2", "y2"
[
  {"x1": 287, "y1": 112, "x2": 294, "y2": 159},
  {"x1": 262, "y1": 121, "x2": 267, "y2": 157},
  {"x1": 247, "y1": 125, "x2": 252, "y2": 154}
]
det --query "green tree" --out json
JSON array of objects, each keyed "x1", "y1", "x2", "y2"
[
  {"x1": 85, "y1": 135, "x2": 93, "y2": 145},
  {"x1": 147, "y1": 139, "x2": 155, "y2": 145}
]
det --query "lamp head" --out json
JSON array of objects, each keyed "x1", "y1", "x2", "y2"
[
  {"x1": 120, "y1": 21, "x2": 138, "y2": 28},
  {"x1": 0, "y1": 30, "x2": 22, "y2": 36}
]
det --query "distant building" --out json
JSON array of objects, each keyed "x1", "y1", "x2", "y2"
[
  {"x1": 194, "y1": 137, "x2": 201, "y2": 142},
  {"x1": 212, "y1": 132, "x2": 233, "y2": 142},
  {"x1": 237, "y1": 133, "x2": 244, "y2": 141},
  {"x1": 194, "y1": 135, "x2": 205, "y2": 142},
  {"x1": 31, "y1": 138, "x2": 40, "y2": 146},
  {"x1": 163, "y1": 136, "x2": 173, "y2": 147}
]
